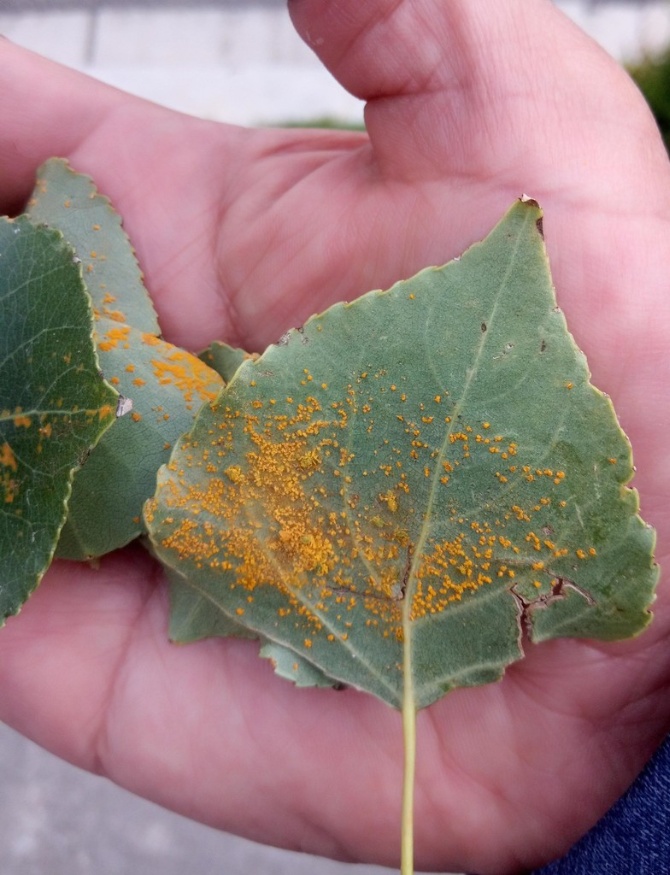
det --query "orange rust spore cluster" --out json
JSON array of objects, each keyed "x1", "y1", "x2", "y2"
[
  {"x1": 149, "y1": 343, "x2": 221, "y2": 410},
  {"x1": 94, "y1": 312, "x2": 222, "y2": 428},
  {"x1": 1, "y1": 441, "x2": 19, "y2": 504}
]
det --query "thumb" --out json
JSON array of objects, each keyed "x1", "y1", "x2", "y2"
[{"x1": 288, "y1": 0, "x2": 664, "y2": 194}]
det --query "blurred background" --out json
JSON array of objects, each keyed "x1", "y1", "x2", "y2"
[
  {"x1": 2, "y1": 0, "x2": 670, "y2": 131},
  {"x1": 0, "y1": 1, "x2": 669, "y2": 874}
]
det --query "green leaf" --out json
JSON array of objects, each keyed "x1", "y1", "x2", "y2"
[
  {"x1": 166, "y1": 566, "x2": 337, "y2": 688},
  {"x1": 0, "y1": 216, "x2": 117, "y2": 623},
  {"x1": 27, "y1": 158, "x2": 160, "y2": 334},
  {"x1": 146, "y1": 200, "x2": 657, "y2": 711},
  {"x1": 199, "y1": 341, "x2": 258, "y2": 383},
  {"x1": 165, "y1": 565, "x2": 253, "y2": 641},
  {"x1": 259, "y1": 639, "x2": 340, "y2": 688},
  {"x1": 56, "y1": 324, "x2": 223, "y2": 558},
  {"x1": 24, "y1": 158, "x2": 224, "y2": 558}
]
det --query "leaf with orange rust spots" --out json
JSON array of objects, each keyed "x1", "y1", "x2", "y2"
[
  {"x1": 165, "y1": 566, "x2": 337, "y2": 688},
  {"x1": 165, "y1": 565, "x2": 254, "y2": 641},
  {"x1": 0, "y1": 216, "x2": 117, "y2": 624},
  {"x1": 22, "y1": 159, "x2": 224, "y2": 558},
  {"x1": 27, "y1": 158, "x2": 159, "y2": 334},
  {"x1": 147, "y1": 200, "x2": 658, "y2": 711},
  {"x1": 56, "y1": 322, "x2": 223, "y2": 559}
]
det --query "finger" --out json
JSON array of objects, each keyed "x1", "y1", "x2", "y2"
[
  {"x1": 0, "y1": 40, "x2": 127, "y2": 213},
  {"x1": 0, "y1": 39, "x2": 226, "y2": 218},
  {"x1": 287, "y1": 0, "x2": 670, "y2": 428},
  {"x1": 289, "y1": 0, "x2": 666, "y2": 198}
]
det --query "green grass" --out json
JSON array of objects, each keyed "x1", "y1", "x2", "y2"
[
  {"x1": 280, "y1": 116, "x2": 365, "y2": 132},
  {"x1": 628, "y1": 50, "x2": 670, "y2": 151}
]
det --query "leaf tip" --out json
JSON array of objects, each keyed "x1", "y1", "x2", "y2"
[{"x1": 519, "y1": 193, "x2": 544, "y2": 237}]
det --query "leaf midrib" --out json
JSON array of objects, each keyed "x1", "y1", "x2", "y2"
[{"x1": 402, "y1": 213, "x2": 530, "y2": 696}]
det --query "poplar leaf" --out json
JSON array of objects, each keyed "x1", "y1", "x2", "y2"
[
  {"x1": 24, "y1": 159, "x2": 223, "y2": 558},
  {"x1": 199, "y1": 341, "x2": 258, "y2": 383},
  {"x1": 166, "y1": 566, "x2": 337, "y2": 688},
  {"x1": 0, "y1": 217, "x2": 117, "y2": 623},
  {"x1": 166, "y1": 565, "x2": 253, "y2": 642},
  {"x1": 259, "y1": 639, "x2": 340, "y2": 688},
  {"x1": 27, "y1": 158, "x2": 160, "y2": 334},
  {"x1": 56, "y1": 323, "x2": 223, "y2": 558},
  {"x1": 146, "y1": 201, "x2": 657, "y2": 710}
]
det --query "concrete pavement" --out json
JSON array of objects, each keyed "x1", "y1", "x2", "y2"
[{"x1": 0, "y1": 721, "x2": 398, "y2": 875}]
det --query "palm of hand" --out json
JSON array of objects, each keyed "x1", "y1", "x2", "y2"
[{"x1": 1, "y1": 3, "x2": 670, "y2": 873}]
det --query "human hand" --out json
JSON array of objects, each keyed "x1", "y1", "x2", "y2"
[{"x1": 1, "y1": 2, "x2": 669, "y2": 872}]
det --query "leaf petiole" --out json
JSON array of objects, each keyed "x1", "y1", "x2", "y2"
[{"x1": 401, "y1": 604, "x2": 416, "y2": 875}]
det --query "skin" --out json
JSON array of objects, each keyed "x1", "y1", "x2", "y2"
[{"x1": 1, "y1": 1, "x2": 669, "y2": 872}]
